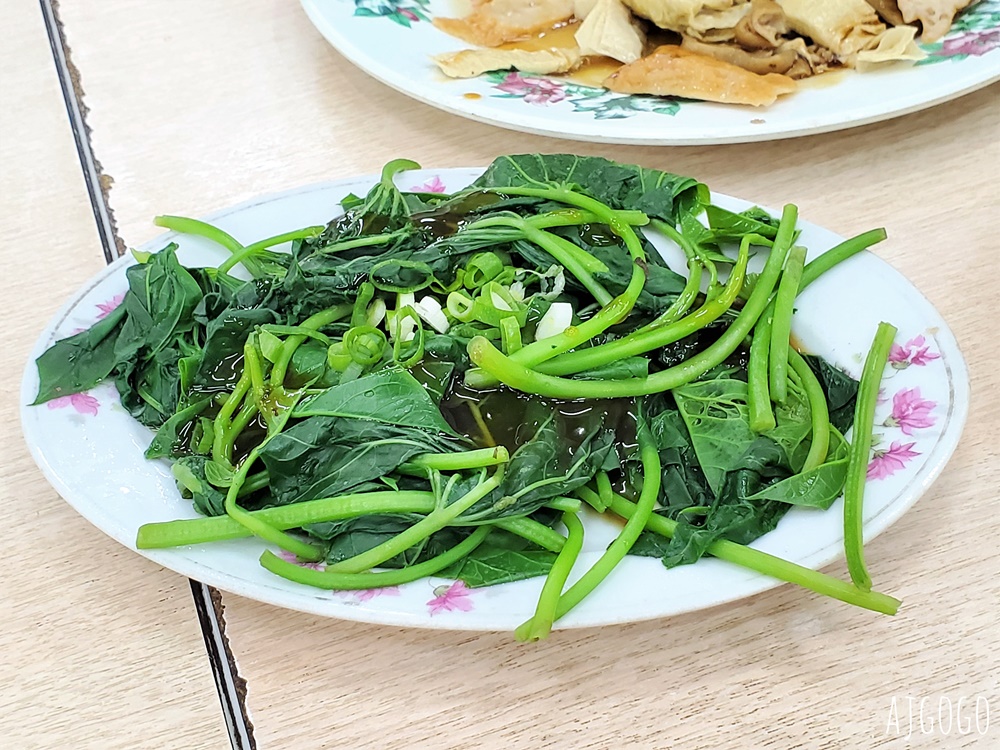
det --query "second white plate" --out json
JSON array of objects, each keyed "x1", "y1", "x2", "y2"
[{"x1": 300, "y1": 0, "x2": 1000, "y2": 145}]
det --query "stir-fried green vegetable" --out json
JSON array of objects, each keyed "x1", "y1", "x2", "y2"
[{"x1": 32, "y1": 154, "x2": 903, "y2": 636}]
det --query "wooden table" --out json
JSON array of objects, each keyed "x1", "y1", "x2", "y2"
[{"x1": 2, "y1": 1, "x2": 998, "y2": 748}]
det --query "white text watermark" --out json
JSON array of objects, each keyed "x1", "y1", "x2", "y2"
[{"x1": 885, "y1": 695, "x2": 991, "y2": 739}]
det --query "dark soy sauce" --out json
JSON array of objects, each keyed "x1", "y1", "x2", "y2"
[
  {"x1": 188, "y1": 351, "x2": 245, "y2": 395},
  {"x1": 232, "y1": 412, "x2": 269, "y2": 464},
  {"x1": 411, "y1": 191, "x2": 507, "y2": 240},
  {"x1": 577, "y1": 223, "x2": 623, "y2": 247},
  {"x1": 438, "y1": 375, "x2": 637, "y2": 457}
]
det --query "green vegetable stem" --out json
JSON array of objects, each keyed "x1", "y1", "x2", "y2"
[
  {"x1": 468, "y1": 205, "x2": 795, "y2": 399},
  {"x1": 844, "y1": 321, "x2": 897, "y2": 592},
  {"x1": 603, "y1": 494, "x2": 899, "y2": 615},
  {"x1": 516, "y1": 510, "x2": 585, "y2": 642},
  {"x1": 768, "y1": 245, "x2": 808, "y2": 403},
  {"x1": 325, "y1": 467, "x2": 506, "y2": 574},
  {"x1": 534, "y1": 229, "x2": 754, "y2": 378},
  {"x1": 532, "y1": 414, "x2": 661, "y2": 631},
  {"x1": 261, "y1": 526, "x2": 493, "y2": 590}
]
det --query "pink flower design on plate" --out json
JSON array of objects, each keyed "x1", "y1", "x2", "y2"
[
  {"x1": 96, "y1": 292, "x2": 126, "y2": 319},
  {"x1": 334, "y1": 586, "x2": 402, "y2": 602},
  {"x1": 941, "y1": 29, "x2": 1000, "y2": 58},
  {"x1": 47, "y1": 392, "x2": 100, "y2": 416},
  {"x1": 427, "y1": 581, "x2": 473, "y2": 615},
  {"x1": 495, "y1": 72, "x2": 566, "y2": 105},
  {"x1": 867, "y1": 440, "x2": 920, "y2": 480},
  {"x1": 887, "y1": 345, "x2": 909, "y2": 365},
  {"x1": 888, "y1": 335, "x2": 940, "y2": 370},
  {"x1": 884, "y1": 387, "x2": 936, "y2": 436},
  {"x1": 355, "y1": 586, "x2": 401, "y2": 602},
  {"x1": 410, "y1": 175, "x2": 447, "y2": 193},
  {"x1": 276, "y1": 550, "x2": 326, "y2": 571}
]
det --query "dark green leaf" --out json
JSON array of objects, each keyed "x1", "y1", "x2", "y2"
[
  {"x1": 705, "y1": 204, "x2": 780, "y2": 242},
  {"x1": 259, "y1": 417, "x2": 458, "y2": 507},
  {"x1": 293, "y1": 368, "x2": 459, "y2": 435},
  {"x1": 286, "y1": 339, "x2": 339, "y2": 389},
  {"x1": 110, "y1": 245, "x2": 207, "y2": 425},
  {"x1": 460, "y1": 400, "x2": 620, "y2": 521},
  {"x1": 472, "y1": 154, "x2": 702, "y2": 224},
  {"x1": 32, "y1": 302, "x2": 126, "y2": 404},
  {"x1": 113, "y1": 245, "x2": 203, "y2": 363},
  {"x1": 673, "y1": 378, "x2": 759, "y2": 495},
  {"x1": 445, "y1": 544, "x2": 556, "y2": 587},
  {"x1": 171, "y1": 457, "x2": 229, "y2": 517},
  {"x1": 191, "y1": 308, "x2": 277, "y2": 393},
  {"x1": 804, "y1": 354, "x2": 860, "y2": 434},
  {"x1": 648, "y1": 407, "x2": 714, "y2": 513},
  {"x1": 745, "y1": 427, "x2": 850, "y2": 509}
]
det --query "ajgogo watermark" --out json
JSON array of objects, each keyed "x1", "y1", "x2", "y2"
[{"x1": 885, "y1": 695, "x2": 991, "y2": 739}]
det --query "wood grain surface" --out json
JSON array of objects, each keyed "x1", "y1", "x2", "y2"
[
  {"x1": 0, "y1": 2, "x2": 229, "y2": 748},
  {"x1": 9, "y1": 0, "x2": 1000, "y2": 747}
]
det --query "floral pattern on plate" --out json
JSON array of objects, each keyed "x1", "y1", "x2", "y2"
[
  {"x1": 427, "y1": 580, "x2": 474, "y2": 615},
  {"x1": 352, "y1": 0, "x2": 430, "y2": 27},
  {"x1": 334, "y1": 586, "x2": 403, "y2": 602},
  {"x1": 47, "y1": 392, "x2": 101, "y2": 416},
  {"x1": 96, "y1": 292, "x2": 126, "y2": 320},
  {"x1": 866, "y1": 330, "x2": 943, "y2": 480},
  {"x1": 409, "y1": 175, "x2": 447, "y2": 193},
  {"x1": 484, "y1": 71, "x2": 682, "y2": 120},
  {"x1": 276, "y1": 551, "x2": 408, "y2": 602},
  {"x1": 276, "y1": 550, "x2": 327, "y2": 571},
  {"x1": 919, "y1": 1, "x2": 1000, "y2": 63}
]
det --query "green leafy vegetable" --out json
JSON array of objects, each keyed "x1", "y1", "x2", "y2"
[
  {"x1": 844, "y1": 321, "x2": 897, "y2": 592},
  {"x1": 33, "y1": 302, "x2": 126, "y2": 405},
  {"x1": 32, "y1": 154, "x2": 902, "y2": 639},
  {"x1": 472, "y1": 153, "x2": 703, "y2": 225},
  {"x1": 444, "y1": 535, "x2": 558, "y2": 588},
  {"x1": 294, "y1": 368, "x2": 458, "y2": 435},
  {"x1": 259, "y1": 417, "x2": 458, "y2": 507}
]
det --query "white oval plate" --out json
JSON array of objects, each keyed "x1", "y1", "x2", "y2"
[
  {"x1": 21, "y1": 168, "x2": 969, "y2": 630},
  {"x1": 300, "y1": 0, "x2": 1000, "y2": 145}
]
